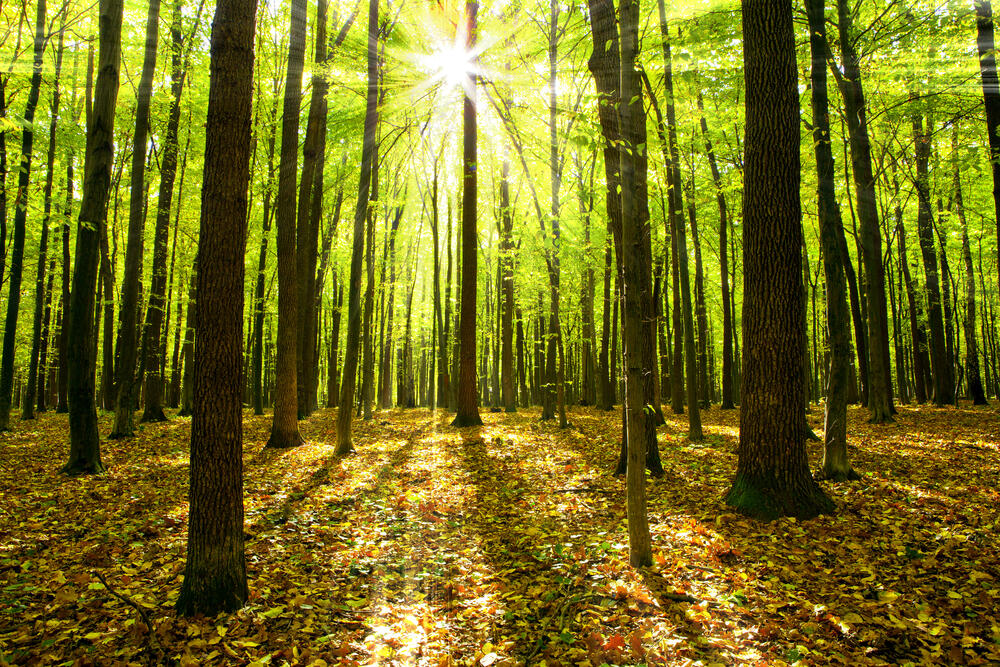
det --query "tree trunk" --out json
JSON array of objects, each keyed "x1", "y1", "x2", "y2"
[
  {"x1": 0, "y1": 0, "x2": 46, "y2": 431},
  {"x1": 251, "y1": 89, "x2": 278, "y2": 415},
  {"x1": 807, "y1": 0, "x2": 856, "y2": 481},
  {"x1": 619, "y1": 0, "x2": 652, "y2": 568},
  {"x1": 976, "y1": 0, "x2": 1000, "y2": 280},
  {"x1": 142, "y1": 0, "x2": 185, "y2": 423},
  {"x1": 954, "y1": 130, "x2": 987, "y2": 404},
  {"x1": 64, "y1": 0, "x2": 125, "y2": 474},
  {"x1": 267, "y1": 0, "x2": 308, "y2": 448},
  {"x1": 452, "y1": 0, "x2": 483, "y2": 427},
  {"x1": 24, "y1": 25, "x2": 65, "y2": 420},
  {"x1": 110, "y1": 0, "x2": 161, "y2": 438},
  {"x1": 726, "y1": 0, "x2": 834, "y2": 520},
  {"x1": 336, "y1": 0, "x2": 380, "y2": 451},
  {"x1": 175, "y1": 0, "x2": 256, "y2": 614}
]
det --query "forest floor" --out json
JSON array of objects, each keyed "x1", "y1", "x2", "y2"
[{"x1": 0, "y1": 402, "x2": 998, "y2": 666}]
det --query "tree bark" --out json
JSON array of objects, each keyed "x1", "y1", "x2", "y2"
[
  {"x1": 175, "y1": 0, "x2": 256, "y2": 614},
  {"x1": 954, "y1": 130, "x2": 987, "y2": 404},
  {"x1": 726, "y1": 0, "x2": 834, "y2": 520},
  {"x1": 976, "y1": 0, "x2": 1000, "y2": 279}
]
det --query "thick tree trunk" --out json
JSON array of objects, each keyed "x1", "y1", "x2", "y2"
[
  {"x1": 0, "y1": 0, "x2": 46, "y2": 431},
  {"x1": 267, "y1": 0, "x2": 308, "y2": 448},
  {"x1": 65, "y1": 0, "x2": 125, "y2": 475},
  {"x1": 726, "y1": 0, "x2": 833, "y2": 520},
  {"x1": 175, "y1": 0, "x2": 256, "y2": 614},
  {"x1": 110, "y1": 0, "x2": 161, "y2": 438},
  {"x1": 976, "y1": 0, "x2": 1000, "y2": 277},
  {"x1": 452, "y1": 0, "x2": 483, "y2": 427}
]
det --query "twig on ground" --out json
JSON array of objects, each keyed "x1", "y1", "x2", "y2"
[{"x1": 93, "y1": 571, "x2": 160, "y2": 652}]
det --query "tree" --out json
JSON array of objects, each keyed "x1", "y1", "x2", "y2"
[
  {"x1": 618, "y1": 0, "x2": 652, "y2": 567},
  {"x1": 267, "y1": 0, "x2": 307, "y2": 449},
  {"x1": 0, "y1": 0, "x2": 46, "y2": 431},
  {"x1": 175, "y1": 0, "x2": 258, "y2": 616},
  {"x1": 110, "y1": 0, "x2": 161, "y2": 439},
  {"x1": 452, "y1": 0, "x2": 483, "y2": 428},
  {"x1": 725, "y1": 0, "x2": 834, "y2": 521},
  {"x1": 976, "y1": 0, "x2": 1000, "y2": 275},
  {"x1": 336, "y1": 0, "x2": 380, "y2": 453},
  {"x1": 64, "y1": 0, "x2": 126, "y2": 475},
  {"x1": 807, "y1": 0, "x2": 856, "y2": 481}
]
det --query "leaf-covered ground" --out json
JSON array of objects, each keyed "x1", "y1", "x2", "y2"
[{"x1": 1, "y1": 402, "x2": 998, "y2": 666}]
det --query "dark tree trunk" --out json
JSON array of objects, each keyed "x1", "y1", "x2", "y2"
[
  {"x1": 142, "y1": 0, "x2": 186, "y2": 423},
  {"x1": 251, "y1": 89, "x2": 278, "y2": 415},
  {"x1": 954, "y1": 130, "x2": 987, "y2": 404},
  {"x1": 452, "y1": 0, "x2": 483, "y2": 427},
  {"x1": 267, "y1": 0, "x2": 307, "y2": 448},
  {"x1": 110, "y1": 0, "x2": 161, "y2": 438},
  {"x1": 976, "y1": 0, "x2": 1000, "y2": 277},
  {"x1": 911, "y1": 112, "x2": 951, "y2": 405},
  {"x1": 686, "y1": 180, "x2": 710, "y2": 409},
  {"x1": 0, "y1": 0, "x2": 46, "y2": 431},
  {"x1": 24, "y1": 26, "x2": 65, "y2": 420},
  {"x1": 808, "y1": 0, "x2": 856, "y2": 481},
  {"x1": 696, "y1": 90, "x2": 734, "y2": 409},
  {"x1": 64, "y1": 0, "x2": 126, "y2": 475},
  {"x1": 175, "y1": 0, "x2": 256, "y2": 614},
  {"x1": 336, "y1": 0, "x2": 380, "y2": 451},
  {"x1": 726, "y1": 0, "x2": 834, "y2": 521},
  {"x1": 835, "y1": 0, "x2": 893, "y2": 422}
]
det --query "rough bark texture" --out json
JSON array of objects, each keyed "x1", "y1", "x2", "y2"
[
  {"x1": 976, "y1": 0, "x2": 1000, "y2": 276},
  {"x1": 726, "y1": 0, "x2": 834, "y2": 521},
  {"x1": 175, "y1": 0, "x2": 256, "y2": 615},
  {"x1": 64, "y1": 0, "x2": 125, "y2": 475},
  {"x1": 267, "y1": 0, "x2": 307, "y2": 449}
]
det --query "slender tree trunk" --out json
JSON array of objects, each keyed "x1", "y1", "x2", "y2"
[
  {"x1": 267, "y1": 0, "x2": 307, "y2": 448},
  {"x1": 726, "y1": 0, "x2": 834, "y2": 520},
  {"x1": 976, "y1": 0, "x2": 1000, "y2": 277},
  {"x1": 175, "y1": 0, "x2": 256, "y2": 614},
  {"x1": 24, "y1": 26, "x2": 65, "y2": 419},
  {"x1": 0, "y1": 0, "x2": 46, "y2": 431},
  {"x1": 65, "y1": 0, "x2": 125, "y2": 474},
  {"x1": 360, "y1": 164, "x2": 380, "y2": 420},
  {"x1": 452, "y1": 0, "x2": 483, "y2": 427},
  {"x1": 109, "y1": 0, "x2": 161, "y2": 438},
  {"x1": 954, "y1": 131, "x2": 987, "y2": 404},
  {"x1": 142, "y1": 0, "x2": 185, "y2": 423},
  {"x1": 252, "y1": 90, "x2": 278, "y2": 415},
  {"x1": 336, "y1": 0, "x2": 380, "y2": 451}
]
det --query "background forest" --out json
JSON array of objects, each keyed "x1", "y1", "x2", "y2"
[{"x1": 1, "y1": 0, "x2": 999, "y2": 663}]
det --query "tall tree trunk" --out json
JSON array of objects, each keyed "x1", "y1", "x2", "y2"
[
  {"x1": 110, "y1": 0, "x2": 161, "y2": 438},
  {"x1": 175, "y1": 0, "x2": 256, "y2": 614},
  {"x1": 686, "y1": 179, "x2": 710, "y2": 408},
  {"x1": 24, "y1": 25, "x2": 65, "y2": 419},
  {"x1": 0, "y1": 0, "x2": 46, "y2": 431},
  {"x1": 808, "y1": 0, "x2": 856, "y2": 481},
  {"x1": 696, "y1": 89, "x2": 735, "y2": 409},
  {"x1": 578, "y1": 154, "x2": 597, "y2": 408},
  {"x1": 296, "y1": 0, "x2": 329, "y2": 418},
  {"x1": 835, "y1": 0, "x2": 894, "y2": 422},
  {"x1": 726, "y1": 0, "x2": 833, "y2": 520},
  {"x1": 336, "y1": 0, "x2": 380, "y2": 452},
  {"x1": 267, "y1": 0, "x2": 307, "y2": 448},
  {"x1": 251, "y1": 89, "x2": 278, "y2": 415},
  {"x1": 976, "y1": 0, "x2": 1000, "y2": 278},
  {"x1": 359, "y1": 164, "x2": 379, "y2": 420},
  {"x1": 619, "y1": 0, "x2": 653, "y2": 568},
  {"x1": 500, "y1": 144, "x2": 516, "y2": 413},
  {"x1": 954, "y1": 130, "x2": 987, "y2": 404},
  {"x1": 142, "y1": 0, "x2": 186, "y2": 423},
  {"x1": 452, "y1": 0, "x2": 483, "y2": 427},
  {"x1": 64, "y1": 0, "x2": 125, "y2": 474},
  {"x1": 911, "y1": 112, "x2": 951, "y2": 405}
]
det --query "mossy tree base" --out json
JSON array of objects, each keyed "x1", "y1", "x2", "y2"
[
  {"x1": 265, "y1": 431, "x2": 305, "y2": 449},
  {"x1": 175, "y1": 569, "x2": 248, "y2": 618},
  {"x1": 140, "y1": 408, "x2": 168, "y2": 423},
  {"x1": 61, "y1": 459, "x2": 106, "y2": 476},
  {"x1": 451, "y1": 414, "x2": 483, "y2": 428},
  {"x1": 725, "y1": 473, "x2": 835, "y2": 522}
]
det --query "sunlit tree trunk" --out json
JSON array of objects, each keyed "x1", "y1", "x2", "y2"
[
  {"x1": 726, "y1": 0, "x2": 833, "y2": 520},
  {"x1": 976, "y1": 0, "x2": 1000, "y2": 280},
  {"x1": 954, "y1": 129, "x2": 987, "y2": 405},
  {"x1": 175, "y1": 0, "x2": 256, "y2": 615},
  {"x1": 65, "y1": 0, "x2": 125, "y2": 475},
  {"x1": 252, "y1": 88, "x2": 278, "y2": 415},
  {"x1": 267, "y1": 0, "x2": 307, "y2": 448}
]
